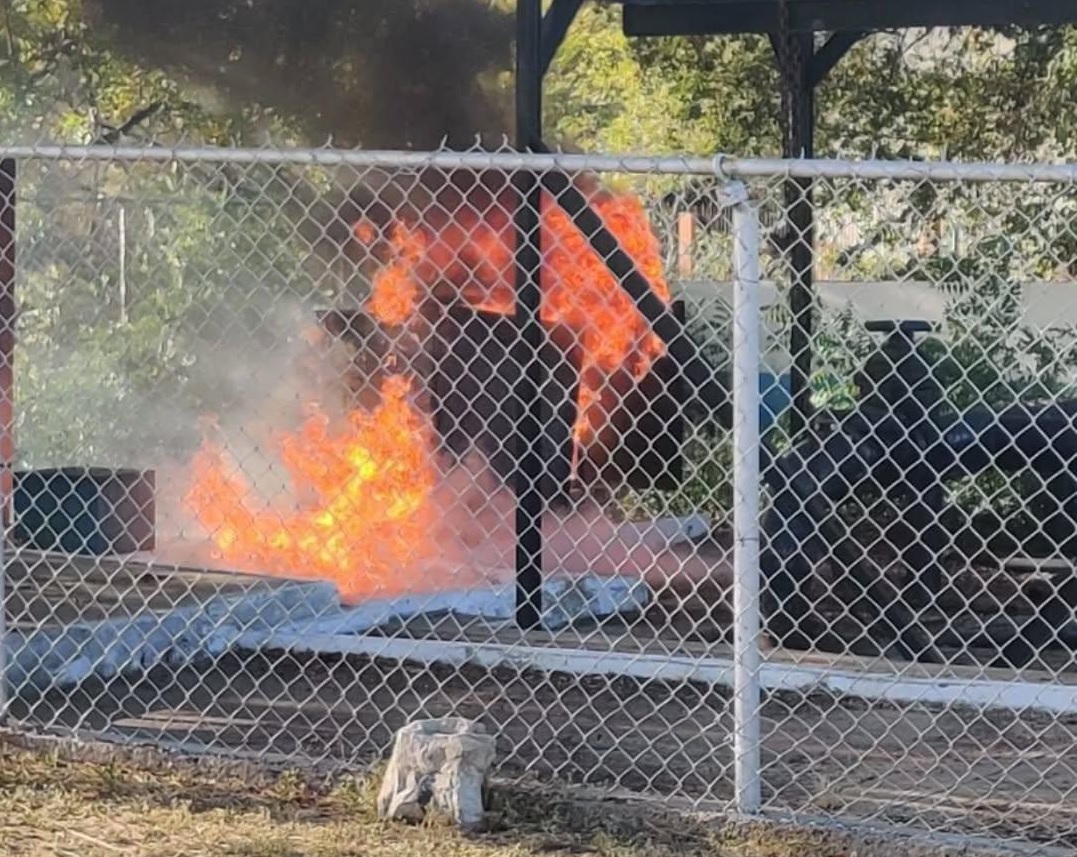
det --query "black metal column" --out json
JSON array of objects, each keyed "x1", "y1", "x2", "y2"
[
  {"x1": 784, "y1": 31, "x2": 816, "y2": 441},
  {"x1": 514, "y1": 0, "x2": 544, "y2": 629}
]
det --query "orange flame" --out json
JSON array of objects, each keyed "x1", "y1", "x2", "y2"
[
  {"x1": 185, "y1": 175, "x2": 669, "y2": 599},
  {"x1": 184, "y1": 375, "x2": 436, "y2": 601},
  {"x1": 364, "y1": 185, "x2": 670, "y2": 445},
  {"x1": 366, "y1": 223, "x2": 426, "y2": 328}
]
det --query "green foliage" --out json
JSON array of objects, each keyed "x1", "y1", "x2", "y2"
[
  {"x1": 914, "y1": 247, "x2": 1077, "y2": 538},
  {"x1": 16, "y1": 164, "x2": 319, "y2": 467},
  {"x1": 915, "y1": 245, "x2": 1077, "y2": 410},
  {"x1": 547, "y1": 23, "x2": 1077, "y2": 166},
  {"x1": 0, "y1": 0, "x2": 298, "y2": 145},
  {"x1": 808, "y1": 306, "x2": 875, "y2": 412},
  {"x1": 0, "y1": 0, "x2": 319, "y2": 467},
  {"x1": 618, "y1": 427, "x2": 733, "y2": 521},
  {"x1": 7, "y1": 2, "x2": 1077, "y2": 532}
]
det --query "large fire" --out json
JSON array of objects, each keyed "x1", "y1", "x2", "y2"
[
  {"x1": 360, "y1": 180, "x2": 671, "y2": 445},
  {"x1": 184, "y1": 375, "x2": 437, "y2": 599},
  {"x1": 184, "y1": 174, "x2": 669, "y2": 596}
]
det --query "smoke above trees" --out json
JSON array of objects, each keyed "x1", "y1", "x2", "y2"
[{"x1": 83, "y1": 0, "x2": 514, "y2": 149}]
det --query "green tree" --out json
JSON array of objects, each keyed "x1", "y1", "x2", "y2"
[{"x1": 0, "y1": 0, "x2": 330, "y2": 467}]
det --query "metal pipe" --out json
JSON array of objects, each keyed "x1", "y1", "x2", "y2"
[
  {"x1": 538, "y1": 165, "x2": 732, "y2": 426},
  {"x1": 540, "y1": 0, "x2": 584, "y2": 76},
  {"x1": 730, "y1": 182, "x2": 762, "y2": 816},
  {"x1": 118, "y1": 204, "x2": 128, "y2": 324},
  {"x1": 256, "y1": 629, "x2": 1077, "y2": 717},
  {"x1": 806, "y1": 30, "x2": 866, "y2": 87},
  {"x1": 0, "y1": 159, "x2": 14, "y2": 722},
  {"x1": 718, "y1": 156, "x2": 1077, "y2": 183},
  {"x1": 0, "y1": 144, "x2": 726, "y2": 176},
  {"x1": 7, "y1": 144, "x2": 1077, "y2": 185},
  {"x1": 2, "y1": 145, "x2": 1077, "y2": 185},
  {"x1": 514, "y1": 0, "x2": 544, "y2": 630}
]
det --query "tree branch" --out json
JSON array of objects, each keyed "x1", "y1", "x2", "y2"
[
  {"x1": 1, "y1": 0, "x2": 15, "y2": 67},
  {"x1": 93, "y1": 102, "x2": 164, "y2": 144}
]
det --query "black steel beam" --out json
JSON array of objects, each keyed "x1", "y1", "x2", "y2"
[
  {"x1": 541, "y1": 0, "x2": 585, "y2": 76},
  {"x1": 536, "y1": 151, "x2": 731, "y2": 428},
  {"x1": 623, "y1": 0, "x2": 1077, "y2": 36},
  {"x1": 807, "y1": 30, "x2": 865, "y2": 87},
  {"x1": 766, "y1": 31, "x2": 781, "y2": 59},
  {"x1": 514, "y1": 0, "x2": 544, "y2": 630},
  {"x1": 776, "y1": 31, "x2": 816, "y2": 440},
  {"x1": 787, "y1": 180, "x2": 815, "y2": 440}
]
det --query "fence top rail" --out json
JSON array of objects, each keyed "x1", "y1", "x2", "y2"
[
  {"x1": 0, "y1": 144, "x2": 724, "y2": 176},
  {"x1": 719, "y1": 155, "x2": 1077, "y2": 183},
  {"x1": 2, "y1": 143, "x2": 1076, "y2": 183}
]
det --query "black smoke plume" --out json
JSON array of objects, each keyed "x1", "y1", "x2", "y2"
[{"x1": 84, "y1": 0, "x2": 514, "y2": 148}]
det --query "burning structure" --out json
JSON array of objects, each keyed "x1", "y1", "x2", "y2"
[
  {"x1": 182, "y1": 166, "x2": 694, "y2": 604},
  {"x1": 350, "y1": 166, "x2": 686, "y2": 495}
]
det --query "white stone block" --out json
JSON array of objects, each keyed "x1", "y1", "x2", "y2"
[{"x1": 377, "y1": 717, "x2": 496, "y2": 830}]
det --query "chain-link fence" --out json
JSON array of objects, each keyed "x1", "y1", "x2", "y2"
[{"x1": 4, "y1": 144, "x2": 1077, "y2": 854}]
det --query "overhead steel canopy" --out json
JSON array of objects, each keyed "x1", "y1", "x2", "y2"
[{"x1": 618, "y1": 0, "x2": 1077, "y2": 37}]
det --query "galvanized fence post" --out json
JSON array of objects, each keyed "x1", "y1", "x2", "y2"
[{"x1": 730, "y1": 180, "x2": 763, "y2": 815}]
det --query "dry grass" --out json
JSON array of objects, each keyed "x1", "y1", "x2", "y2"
[{"x1": 0, "y1": 736, "x2": 982, "y2": 857}]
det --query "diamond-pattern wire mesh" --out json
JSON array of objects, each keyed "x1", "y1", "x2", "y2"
[
  {"x1": 5, "y1": 144, "x2": 1077, "y2": 852},
  {"x1": 751, "y1": 165, "x2": 1077, "y2": 849}
]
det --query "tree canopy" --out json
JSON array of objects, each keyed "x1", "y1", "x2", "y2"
[
  {"x1": 5, "y1": 0, "x2": 1077, "y2": 471},
  {"x1": 5, "y1": 1, "x2": 1077, "y2": 159}
]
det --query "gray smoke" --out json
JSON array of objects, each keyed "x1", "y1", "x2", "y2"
[{"x1": 83, "y1": 0, "x2": 514, "y2": 149}]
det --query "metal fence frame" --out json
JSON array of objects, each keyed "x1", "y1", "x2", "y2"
[{"x1": 5, "y1": 144, "x2": 1077, "y2": 854}]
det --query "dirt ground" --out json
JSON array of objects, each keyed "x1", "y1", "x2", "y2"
[
  {"x1": 6, "y1": 553, "x2": 1077, "y2": 855},
  {"x1": 6, "y1": 649, "x2": 1077, "y2": 856},
  {"x1": 0, "y1": 734, "x2": 1018, "y2": 857}
]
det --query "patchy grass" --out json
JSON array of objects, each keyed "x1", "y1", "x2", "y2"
[{"x1": 0, "y1": 736, "x2": 973, "y2": 857}]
